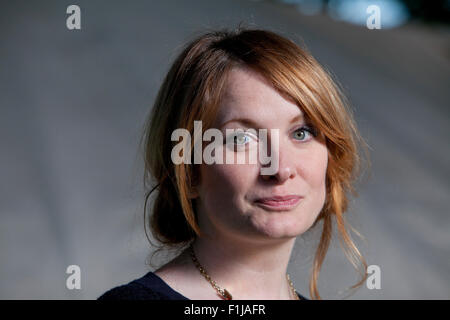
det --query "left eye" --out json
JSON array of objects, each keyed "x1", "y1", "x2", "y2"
[{"x1": 293, "y1": 127, "x2": 315, "y2": 141}]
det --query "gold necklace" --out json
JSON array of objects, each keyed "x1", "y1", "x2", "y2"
[{"x1": 189, "y1": 245, "x2": 300, "y2": 300}]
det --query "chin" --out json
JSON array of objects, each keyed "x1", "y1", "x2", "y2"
[{"x1": 251, "y1": 217, "x2": 311, "y2": 240}]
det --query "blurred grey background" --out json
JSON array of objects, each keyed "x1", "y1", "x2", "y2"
[{"x1": 1, "y1": 0, "x2": 449, "y2": 299}]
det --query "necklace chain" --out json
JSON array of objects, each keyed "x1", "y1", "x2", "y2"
[{"x1": 189, "y1": 245, "x2": 300, "y2": 300}]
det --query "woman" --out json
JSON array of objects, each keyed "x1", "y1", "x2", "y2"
[{"x1": 99, "y1": 26, "x2": 369, "y2": 300}]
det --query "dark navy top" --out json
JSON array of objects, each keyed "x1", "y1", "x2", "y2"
[{"x1": 98, "y1": 271, "x2": 308, "y2": 300}]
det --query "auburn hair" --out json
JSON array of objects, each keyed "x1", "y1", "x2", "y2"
[{"x1": 140, "y1": 25, "x2": 370, "y2": 299}]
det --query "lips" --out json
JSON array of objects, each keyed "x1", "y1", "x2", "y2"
[{"x1": 254, "y1": 195, "x2": 303, "y2": 211}]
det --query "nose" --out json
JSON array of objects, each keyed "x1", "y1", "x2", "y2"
[{"x1": 261, "y1": 142, "x2": 297, "y2": 183}]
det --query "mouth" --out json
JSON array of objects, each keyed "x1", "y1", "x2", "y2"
[{"x1": 254, "y1": 195, "x2": 303, "y2": 211}]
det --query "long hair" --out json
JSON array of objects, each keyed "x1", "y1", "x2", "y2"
[{"x1": 140, "y1": 25, "x2": 370, "y2": 299}]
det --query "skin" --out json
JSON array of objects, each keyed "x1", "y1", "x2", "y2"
[{"x1": 155, "y1": 67, "x2": 329, "y2": 300}]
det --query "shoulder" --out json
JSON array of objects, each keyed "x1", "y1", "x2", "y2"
[
  {"x1": 97, "y1": 271, "x2": 189, "y2": 300},
  {"x1": 296, "y1": 291, "x2": 309, "y2": 300},
  {"x1": 98, "y1": 281, "x2": 163, "y2": 300}
]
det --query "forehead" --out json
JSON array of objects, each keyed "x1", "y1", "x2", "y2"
[{"x1": 216, "y1": 67, "x2": 303, "y2": 125}]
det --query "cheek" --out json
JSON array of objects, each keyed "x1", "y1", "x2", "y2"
[
  {"x1": 293, "y1": 145, "x2": 328, "y2": 231},
  {"x1": 198, "y1": 162, "x2": 258, "y2": 203},
  {"x1": 300, "y1": 144, "x2": 328, "y2": 196},
  {"x1": 196, "y1": 162, "x2": 259, "y2": 234}
]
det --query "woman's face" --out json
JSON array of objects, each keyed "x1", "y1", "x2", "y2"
[{"x1": 193, "y1": 67, "x2": 328, "y2": 243}]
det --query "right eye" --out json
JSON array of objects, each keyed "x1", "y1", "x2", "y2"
[
  {"x1": 225, "y1": 129, "x2": 258, "y2": 151},
  {"x1": 233, "y1": 132, "x2": 250, "y2": 145}
]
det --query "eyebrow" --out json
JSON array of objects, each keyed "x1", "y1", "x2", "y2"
[{"x1": 219, "y1": 113, "x2": 305, "y2": 129}]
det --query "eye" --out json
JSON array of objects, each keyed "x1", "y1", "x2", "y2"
[
  {"x1": 224, "y1": 129, "x2": 258, "y2": 151},
  {"x1": 292, "y1": 126, "x2": 316, "y2": 142},
  {"x1": 233, "y1": 132, "x2": 250, "y2": 145}
]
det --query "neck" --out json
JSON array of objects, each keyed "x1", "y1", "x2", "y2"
[{"x1": 190, "y1": 234, "x2": 297, "y2": 300}]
